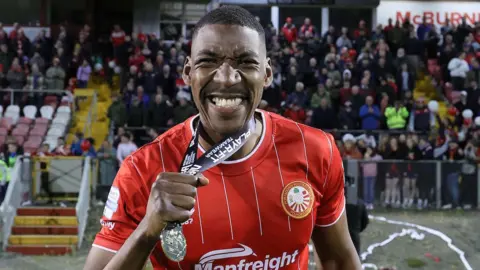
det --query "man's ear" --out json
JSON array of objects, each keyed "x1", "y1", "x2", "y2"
[
  {"x1": 264, "y1": 57, "x2": 273, "y2": 87},
  {"x1": 182, "y1": 56, "x2": 192, "y2": 85}
]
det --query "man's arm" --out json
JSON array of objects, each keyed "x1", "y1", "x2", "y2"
[
  {"x1": 312, "y1": 132, "x2": 361, "y2": 270},
  {"x1": 84, "y1": 219, "x2": 157, "y2": 270},
  {"x1": 312, "y1": 212, "x2": 361, "y2": 270}
]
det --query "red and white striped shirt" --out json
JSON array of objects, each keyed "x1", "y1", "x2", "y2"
[
  {"x1": 93, "y1": 110, "x2": 346, "y2": 269},
  {"x1": 111, "y1": 30, "x2": 126, "y2": 47}
]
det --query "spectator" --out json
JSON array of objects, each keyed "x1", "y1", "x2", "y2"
[
  {"x1": 116, "y1": 133, "x2": 137, "y2": 165},
  {"x1": 341, "y1": 134, "x2": 363, "y2": 159},
  {"x1": 311, "y1": 97, "x2": 336, "y2": 129},
  {"x1": 30, "y1": 51, "x2": 46, "y2": 72},
  {"x1": 127, "y1": 96, "x2": 147, "y2": 128},
  {"x1": 281, "y1": 17, "x2": 297, "y2": 43},
  {"x1": 146, "y1": 93, "x2": 174, "y2": 128},
  {"x1": 173, "y1": 95, "x2": 196, "y2": 124},
  {"x1": 362, "y1": 147, "x2": 382, "y2": 209},
  {"x1": 76, "y1": 59, "x2": 92, "y2": 88},
  {"x1": 107, "y1": 93, "x2": 127, "y2": 129},
  {"x1": 7, "y1": 58, "x2": 26, "y2": 90},
  {"x1": 46, "y1": 57, "x2": 66, "y2": 90},
  {"x1": 286, "y1": 82, "x2": 308, "y2": 108},
  {"x1": 70, "y1": 132, "x2": 84, "y2": 156},
  {"x1": 448, "y1": 52, "x2": 470, "y2": 90},
  {"x1": 359, "y1": 96, "x2": 381, "y2": 130},
  {"x1": 338, "y1": 101, "x2": 358, "y2": 130},
  {"x1": 385, "y1": 100, "x2": 409, "y2": 130}
]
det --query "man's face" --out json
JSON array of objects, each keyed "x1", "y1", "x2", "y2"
[{"x1": 183, "y1": 25, "x2": 272, "y2": 135}]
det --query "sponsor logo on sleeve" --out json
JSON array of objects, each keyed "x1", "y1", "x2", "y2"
[
  {"x1": 194, "y1": 244, "x2": 299, "y2": 270},
  {"x1": 103, "y1": 186, "x2": 120, "y2": 219},
  {"x1": 100, "y1": 219, "x2": 115, "y2": 230}
]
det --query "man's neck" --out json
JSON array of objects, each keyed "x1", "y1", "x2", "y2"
[{"x1": 198, "y1": 114, "x2": 263, "y2": 161}]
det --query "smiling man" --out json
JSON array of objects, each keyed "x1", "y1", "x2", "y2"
[{"x1": 84, "y1": 5, "x2": 361, "y2": 270}]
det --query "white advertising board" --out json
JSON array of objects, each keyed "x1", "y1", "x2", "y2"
[{"x1": 376, "y1": 1, "x2": 480, "y2": 29}]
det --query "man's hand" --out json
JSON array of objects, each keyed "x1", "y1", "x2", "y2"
[{"x1": 141, "y1": 172, "x2": 209, "y2": 238}]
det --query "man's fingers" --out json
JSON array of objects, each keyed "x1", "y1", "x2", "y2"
[
  {"x1": 169, "y1": 194, "x2": 196, "y2": 211},
  {"x1": 197, "y1": 175, "x2": 209, "y2": 187},
  {"x1": 158, "y1": 172, "x2": 198, "y2": 186},
  {"x1": 157, "y1": 180, "x2": 197, "y2": 197}
]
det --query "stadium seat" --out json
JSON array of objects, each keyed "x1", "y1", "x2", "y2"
[
  {"x1": 4, "y1": 105, "x2": 20, "y2": 124},
  {"x1": 44, "y1": 136, "x2": 58, "y2": 150},
  {"x1": 15, "y1": 136, "x2": 25, "y2": 146},
  {"x1": 47, "y1": 126, "x2": 65, "y2": 137},
  {"x1": 0, "y1": 127, "x2": 8, "y2": 136},
  {"x1": 30, "y1": 125, "x2": 48, "y2": 136},
  {"x1": 0, "y1": 117, "x2": 13, "y2": 130},
  {"x1": 18, "y1": 117, "x2": 33, "y2": 125},
  {"x1": 40, "y1": 105, "x2": 54, "y2": 120},
  {"x1": 12, "y1": 124, "x2": 29, "y2": 138},
  {"x1": 56, "y1": 105, "x2": 71, "y2": 115},
  {"x1": 52, "y1": 115, "x2": 70, "y2": 126},
  {"x1": 35, "y1": 117, "x2": 50, "y2": 125},
  {"x1": 23, "y1": 105, "x2": 37, "y2": 119}
]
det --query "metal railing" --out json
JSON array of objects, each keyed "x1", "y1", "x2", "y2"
[
  {"x1": 344, "y1": 159, "x2": 480, "y2": 209},
  {"x1": 0, "y1": 157, "x2": 25, "y2": 250},
  {"x1": 0, "y1": 88, "x2": 70, "y2": 105},
  {"x1": 75, "y1": 156, "x2": 91, "y2": 249},
  {"x1": 74, "y1": 89, "x2": 98, "y2": 139}
]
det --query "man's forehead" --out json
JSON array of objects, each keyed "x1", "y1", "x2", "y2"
[{"x1": 192, "y1": 25, "x2": 264, "y2": 57}]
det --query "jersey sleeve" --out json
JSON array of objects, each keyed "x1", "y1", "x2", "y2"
[
  {"x1": 93, "y1": 158, "x2": 148, "y2": 252},
  {"x1": 315, "y1": 133, "x2": 346, "y2": 227}
]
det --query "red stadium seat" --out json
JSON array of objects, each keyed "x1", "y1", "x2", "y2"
[
  {"x1": 18, "y1": 117, "x2": 33, "y2": 125},
  {"x1": 35, "y1": 117, "x2": 50, "y2": 125},
  {"x1": 30, "y1": 126, "x2": 47, "y2": 137},
  {"x1": 15, "y1": 136, "x2": 25, "y2": 146},
  {"x1": 0, "y1": 117, "x2": 13, "y2": 130},
  {"x1": 0, "y1": 127, "x2": 8, "y2": 136}
]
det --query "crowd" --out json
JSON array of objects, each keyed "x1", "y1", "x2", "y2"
[
  {"x1": 0, "y1": 11, "x2": 479, "y2": 209},
  {"x1": 104, "y1": 14, "x2": 480, "y2": 210}
]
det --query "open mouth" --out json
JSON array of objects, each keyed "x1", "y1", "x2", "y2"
[{"x1": 206, "y1": 94, "x2": 249, "y2": 109}]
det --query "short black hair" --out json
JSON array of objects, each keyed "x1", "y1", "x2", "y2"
[{"x1": 192, "y1": 5, "x2": 265, "y2": 42}]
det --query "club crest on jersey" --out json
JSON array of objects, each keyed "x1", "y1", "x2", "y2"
[{"x1": 281, "y1": 181, "x2": 314, "y2": 219}]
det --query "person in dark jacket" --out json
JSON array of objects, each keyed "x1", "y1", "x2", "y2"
[{"x1": 345, "y1": 178, "x2": 369, "y2": 255}]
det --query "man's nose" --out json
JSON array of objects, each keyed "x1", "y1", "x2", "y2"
[{"x1": 213, "y1": 62, "x2": 241, "y2": 88}]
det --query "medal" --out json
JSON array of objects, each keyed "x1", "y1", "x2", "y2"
[
  {"x1": 160, "y1": 118, "x2": 256, "y2": 262},
  {"x1": 160, "y1": 223, "x2": 187, "y2": 262}
]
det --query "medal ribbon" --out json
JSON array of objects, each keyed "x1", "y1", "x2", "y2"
[{"x1": 161, "y1": 117, "x2": 256, "y2": 261}]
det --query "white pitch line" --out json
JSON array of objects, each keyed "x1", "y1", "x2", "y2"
[{"x1": 361, "y1": 215, "x2": 473, "y2": 270}]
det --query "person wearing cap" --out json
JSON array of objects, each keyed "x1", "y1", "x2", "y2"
[{"x1": 341, "y1": 134, "x2": 362, "y2": 159}]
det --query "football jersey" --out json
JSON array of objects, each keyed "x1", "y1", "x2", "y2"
[{"x1": 93, "y1": 110, "x2": 346, "y2": 270}]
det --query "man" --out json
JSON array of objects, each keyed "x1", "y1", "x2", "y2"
[{"x1": 84, "y1": 6, "x2": 360, "y2": 270}]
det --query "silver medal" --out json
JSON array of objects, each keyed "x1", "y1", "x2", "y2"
[{"x1": 160, "y1": 224, "x2": 187, "y2": 262}]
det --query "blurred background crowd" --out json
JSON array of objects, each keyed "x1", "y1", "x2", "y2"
[{"x1": 0, "y1": 11, "x2": 479, "y2": 209}]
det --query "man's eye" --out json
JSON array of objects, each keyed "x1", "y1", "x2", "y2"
[
  {"x1": 197, "y1": 58, "x2": 216, "y2": 64},
  {"x1": 240, "y1": 60, "x2": 259, "y2": 65}
]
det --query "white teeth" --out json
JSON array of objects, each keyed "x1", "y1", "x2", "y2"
[{"x1": 211, "y1": 97, "x2": 243, "y2": 107}]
